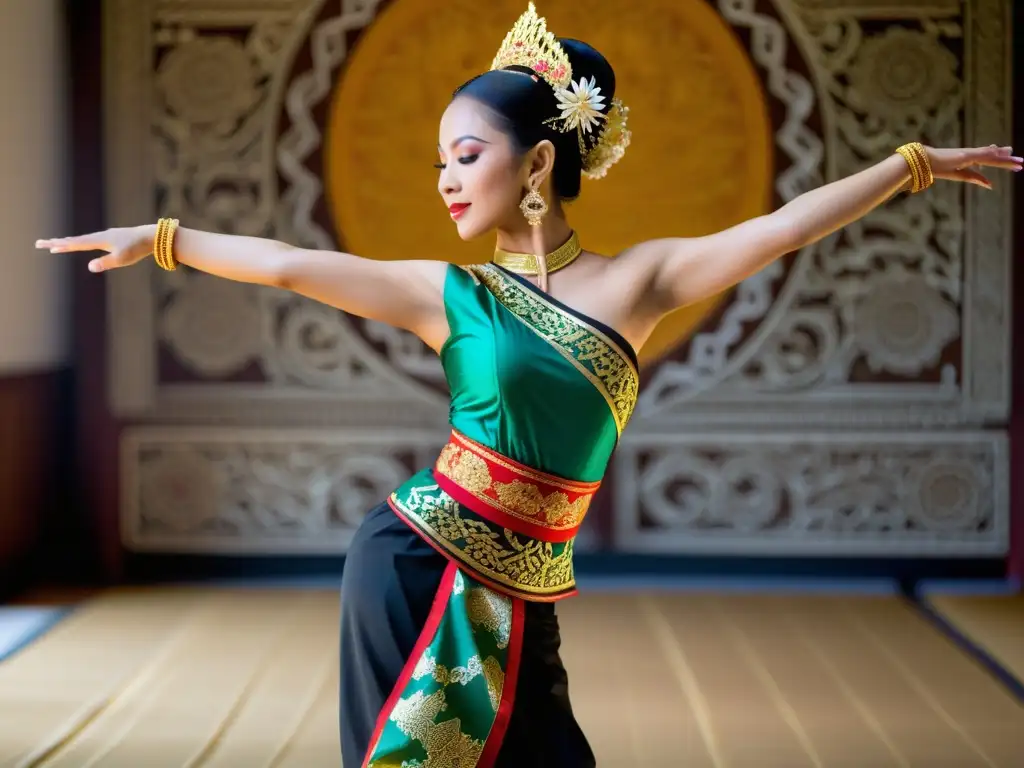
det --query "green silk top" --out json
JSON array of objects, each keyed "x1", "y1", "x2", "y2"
[{"x1": 389, "y1": 262, "x2": 640, "y2": 601}]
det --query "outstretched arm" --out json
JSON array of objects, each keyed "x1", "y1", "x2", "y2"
[
  {"x1": 623, "y1": 144, "x2": 1021, "y2": 318},
  {"x1": 36, "y1": 224, "x2": 451, "y2": 351}
]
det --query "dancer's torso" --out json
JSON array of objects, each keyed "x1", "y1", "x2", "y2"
[{"x1": 388, "y1": 263, "x2": 640, "y2": 601}]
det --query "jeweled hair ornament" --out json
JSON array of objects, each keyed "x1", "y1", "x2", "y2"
[{"x1": 490, "y1": 2, "x2": 631, "y2": 181}]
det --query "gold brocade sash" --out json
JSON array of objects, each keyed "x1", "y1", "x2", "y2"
[
  {"x1": 387, "y1": 431, "x2": 595, "y2": 601},
  {"x1": 433, "y1": 429, "x2": 600, "y2": 544}
]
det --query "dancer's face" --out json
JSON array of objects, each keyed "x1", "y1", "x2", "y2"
[{"x1": 437, "y1": 97, "x2": 531, "y2": 241}]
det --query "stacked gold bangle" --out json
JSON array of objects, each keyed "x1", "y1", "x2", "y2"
[
  {"x1": 153, "y1": 217, "x2": 179, "y2": 271},
  {"x1": 894, "y1": 142, "x2": 934, "y2": 194}
]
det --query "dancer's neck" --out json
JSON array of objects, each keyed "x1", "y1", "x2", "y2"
[{"x1": 494, "y1": 216, "x2": 573, "y2": 257}]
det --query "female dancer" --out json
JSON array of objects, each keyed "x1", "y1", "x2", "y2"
[{"x1": 38, "y1": 4, "x2": 1020, "y2": 766}]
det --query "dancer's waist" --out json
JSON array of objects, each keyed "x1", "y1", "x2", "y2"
[{"x1": 433, "y1": 429, "x2": 600, "y2": 544}]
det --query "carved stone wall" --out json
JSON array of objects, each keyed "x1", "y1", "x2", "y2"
[{"x1": 104, "y1": 0, "x2": 1012, "y2": 557}]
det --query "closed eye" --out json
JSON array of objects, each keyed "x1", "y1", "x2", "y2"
[{"x1": 435, "y1": 153, "x2": 479, "y2": 170}]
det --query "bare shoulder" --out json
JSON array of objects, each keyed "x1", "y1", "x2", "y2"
[
  {"x1": 402, "y1": 259, "x2": 455, "y2": 353},
  {"x1": 404, "y1": 258, "x2": 451, "y2": 287},
  {"x1": 598, "y1": 238, "x2": 705, "y2": 329},
  {"x1": 387, "y1": 258, "x2": 451, "y2": 308},
  {"x1": 609, "y1": 237, "x2": 693, "y2": 272},
  {"x1": 597, "y1": 238, "x2": 694, "y2": 291}
]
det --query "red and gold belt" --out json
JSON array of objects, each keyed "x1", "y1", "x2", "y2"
[{"x1": 433, "y1": 429, "x2": 600, "y2": 543}]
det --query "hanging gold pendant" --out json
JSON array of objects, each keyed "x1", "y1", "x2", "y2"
[{"x1": 519, "y1": 190, "x2": 548, "y2": 227}]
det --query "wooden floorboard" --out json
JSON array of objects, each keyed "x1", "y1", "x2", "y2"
[
  {"x1": 0, "y1": 588, "x2": 1021, "y2": 767},
  {"x1": 926, "y1": 593, "x2": 1024, "y2": 697}
]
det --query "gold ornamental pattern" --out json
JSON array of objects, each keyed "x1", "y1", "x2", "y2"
[
  {"x1": 388, "y1": 474, "x2": 578, "y2": 602},
  {"x1": 434, "y1": 433, "x2": 598, "y2": 535}
]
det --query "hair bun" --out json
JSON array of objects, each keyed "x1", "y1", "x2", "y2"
[
  {"x1": 557, "y1": 39, "x2": 629, "y2": 180},
  {"x1": 558, "y1": 39, "x2": 615, "y2": 114}
]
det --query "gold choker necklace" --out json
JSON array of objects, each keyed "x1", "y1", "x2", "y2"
[{"x1": 492, "y1": 231, "x2": 582, "y2": 276}]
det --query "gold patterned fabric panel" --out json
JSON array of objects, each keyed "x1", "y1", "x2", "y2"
[
  {"x1": 468, "y1": 264, "x2": 639, "y2": 435},
  {"x1": 434, "y1": 429, "x2": 600, "y2": 541},
  {"x1": 366, "y1": 565, "x2": 523, "y2": 767},
  {"x1": 389, "y1": 470, "x2": 577, "y2": 602}
]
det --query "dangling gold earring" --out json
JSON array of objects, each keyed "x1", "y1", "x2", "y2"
[{"x1": 520, "y1": 188, "x2": 548, "y2": 227}]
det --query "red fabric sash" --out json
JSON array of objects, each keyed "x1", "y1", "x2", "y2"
[{"x1": 433, "y1": 429, "x2": 599, "y2": 543}]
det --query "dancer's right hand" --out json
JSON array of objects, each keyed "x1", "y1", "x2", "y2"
[{"x1": 36, "y1": 224, "x2": 156, "y2": 273}]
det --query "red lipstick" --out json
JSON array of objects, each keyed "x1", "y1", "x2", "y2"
[{"x1": 449, "y1": 203, "x2": 471, "y2": 220}]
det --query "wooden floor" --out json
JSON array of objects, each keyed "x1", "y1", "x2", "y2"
[
  {"x1": 0, "y1": 587, "x2": 1022, "y2": 767},
  {"x1": 926, "y1": 592, "x2": 1024, "y2": 691}
]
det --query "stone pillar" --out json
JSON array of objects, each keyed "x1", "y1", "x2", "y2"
[{"x1": 0, "y1": 0, "x2": 70, "y2": 595}]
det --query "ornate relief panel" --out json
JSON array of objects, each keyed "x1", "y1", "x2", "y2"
[
  {"x1": 104, "y1": 0, "x2": 1012, "y2": 556},
  {"x1": 120, "y1": 426, "x2": 603, "y2": 554},
  {"x1": 614, "y1": 430, "x2": 1007, "y2": 556},
  {"x1": 120, "y1": 426, "x2": 447, "y2": 554}
]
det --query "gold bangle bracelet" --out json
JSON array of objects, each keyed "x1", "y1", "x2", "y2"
[
  {"x1": 154, "y1": 217, "x2": 179, "y2": 271},
  {"x1": 914, "y1": 144, "x2": 934, "y2": 189},
  {"x1": 895, "y1": 142, "x2": 933, "y2": 193},
  {"x1": 162, "y1": 218, "x2": 178, "y2": 271},
  {"x1": 154, "y1": 219, "x2": 168, "y2": 270},
  {"x1": 153, "y1": 222, "x2": 165, "y2": 270},
  {"x1": 908, "y1": 142, "x2": 932, "y2": 190},
  {"x1": 895, "y1": 145, "x2": 920, "y2": 192}
]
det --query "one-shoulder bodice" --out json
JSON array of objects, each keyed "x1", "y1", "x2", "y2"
[
  {"x1": 440, "y1": 263, "x2": 639, "y2": 482},
  {"x1": 387, "y1": 261, "x2": 640, "y2": 602}
]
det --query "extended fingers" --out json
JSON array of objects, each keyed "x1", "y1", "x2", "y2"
[
  {"x1": 87, "y1": 253, "x2": 129, "y2": 273},
  {"x1": 974, "y1": 145, "x2": 1022, "y2": 169},
  {"x1": 35, "y1": 233, "x2": 111, "y2": 253},
  {"x1": 950, "y1": 167, "x2": 993, "y2": 189}
]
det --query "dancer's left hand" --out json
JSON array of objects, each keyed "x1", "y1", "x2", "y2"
[{"x1": 926, "y1": 144, "x2": 1022, "y2": 188}]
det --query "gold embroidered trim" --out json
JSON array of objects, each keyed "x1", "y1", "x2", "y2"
[
  {"x1": 389, "y1": 482, "x2": 576, "y2": 601},
  {"x1": 369, "y1": 568, "x2": 515, "y2": 767},
  {"x1": 435, "y1": 430, "x2": 598, "y2": 536},
  {"x1": 443, "y1": 429, "x2": 600, "y2": 491},
  {"x1": 467, "y1": 263, "x2": 639, "y2": 435}
]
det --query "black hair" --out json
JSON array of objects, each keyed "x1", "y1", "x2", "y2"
[{"x1": 452, "y1": 38, "x2": 615, "y2": 202}]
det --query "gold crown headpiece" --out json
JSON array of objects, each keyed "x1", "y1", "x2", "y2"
[{"x1": 489, "y1": 2, "x2": 631, "y2": 181}]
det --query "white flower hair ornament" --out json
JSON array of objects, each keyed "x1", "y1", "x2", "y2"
[
  {"x1": 489, "y1": 3, "x2": 632, "y2": 181},
  {"x1": 555, "y1": 76, "x2": 605, "y2": 134},
  {"x1": 551, "y1": 76, "x2": 632, "y2": 180}
]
